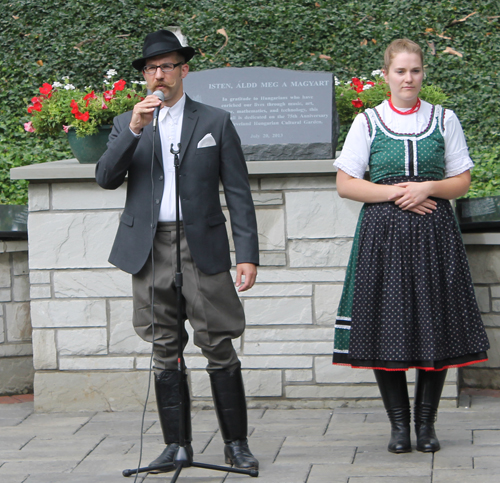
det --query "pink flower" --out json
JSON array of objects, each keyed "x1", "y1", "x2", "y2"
[
  {"x1": 24, "y1": 121, "x2": 35, "y2": 132},
  {"x1": 103, "y1": 90, "x2": 114, "y2": 101},
  {"x1": 101, "y1": 101, "x2": 108, "y2": 110},
  {"x1": 62, "y1": 125, "x2": 70, "y2": 133}
]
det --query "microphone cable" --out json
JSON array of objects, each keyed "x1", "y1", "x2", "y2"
[{"x1": 132, "y1": 90, "x2": 163, "y2": 482}]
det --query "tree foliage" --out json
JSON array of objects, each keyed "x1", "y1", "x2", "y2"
[{"x1": 1, "y1": 0, "x2": 499, "y2": 203}]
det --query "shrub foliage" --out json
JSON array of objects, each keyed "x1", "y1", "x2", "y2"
[{"x1": 1, "y1": 0, "x2": 499, "y2": 203}]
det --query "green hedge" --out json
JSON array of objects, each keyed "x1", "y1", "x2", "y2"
[{"x1": 1, "y1": 0, "x2": 499, "y2": 203}]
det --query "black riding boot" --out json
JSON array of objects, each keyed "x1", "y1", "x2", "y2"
[
  {"x1": 209, "y1": 367, "x2": 259, "y2": 470},
  {"x1": 149, "y1": 369, "x2": 193, "y2": 469},
  {"x1": 414, "y1": 369, "x2": 447, "y2": 453},
  {"x1": 374, "y1": 370, "x2": 411, "y2": 453}
]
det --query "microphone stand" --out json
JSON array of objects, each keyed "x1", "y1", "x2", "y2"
[{"x1": 122, "y1": 143, "x2": 258, "y2": 481}]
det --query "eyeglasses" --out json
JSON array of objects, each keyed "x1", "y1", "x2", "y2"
[{"x1": 143, "y1": 62, "x2": 183, "y2": 75}]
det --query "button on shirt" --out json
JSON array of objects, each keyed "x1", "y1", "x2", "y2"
[{"x1": 158, "y1": 94, "x2": 185, "y2": 221}]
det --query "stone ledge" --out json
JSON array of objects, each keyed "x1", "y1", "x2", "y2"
[{"x1": 11, "y1": 157, "x2": 338, "y2": 181}]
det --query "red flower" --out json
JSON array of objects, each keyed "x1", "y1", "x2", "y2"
[
  {"x1": 103, "y1": 90, "x2": 114, "y2": 101},
  {"x1": 355, "y1": 85, "x2": 363, "y2": 93},
  {"x1": 31, "y1": 96, "x2": 42, "y2": 104},
  {"x1": 75, "y1": 111, "x2": 89, "y2": 122},
  {"x1": 351, "y1": 98, "x2": 363, "y2": 108},
  {"x1": 366, "y1": 81, "x2": 375, "y2": 87},
  {"x1": 39, "y1": 83, "x2": 53, "y2": 95},
  {"x1": 113, "y1": 79, "x2": 126, "y2": 91},
  {"x1": 70, "y1": 99, "x2": 80, "y2": 114},
  {"x1": 27, "y1": 102, "x2": 42, "y2": 113},
  {"x1": 83, "y1": 90, "x2": 97, "y2": 107},
  {"x1": 351, "y1": 77, "x2": 362, "y2": 86}
]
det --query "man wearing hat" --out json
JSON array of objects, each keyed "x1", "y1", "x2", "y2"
[{"x1": 96, "y1": 30, "x2": 259, "y2": 470}]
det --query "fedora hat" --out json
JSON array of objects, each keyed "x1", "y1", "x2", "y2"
[{"x1": 132, "y1": 30, "x2": 195, "y2": 71}]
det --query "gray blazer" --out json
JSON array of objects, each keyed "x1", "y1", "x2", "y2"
[{"x1": 95, "y1": 95, "x2": 259, "y2": 275}]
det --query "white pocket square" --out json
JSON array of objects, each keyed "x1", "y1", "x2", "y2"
[{"x1": 197, "y1": 133, "x2": 216, "y2": 148}]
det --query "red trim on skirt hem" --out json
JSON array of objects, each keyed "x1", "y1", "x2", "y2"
[{"x1": 332, "y1": 358, "x2": 488, "y2": 372}]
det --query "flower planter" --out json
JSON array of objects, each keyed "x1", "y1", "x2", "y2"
[
  {"x1": 66, "y1": 125, "x2": 112, "y2": 164},
  {"x1": 456, "y1": 196, "x2": 500, "y2": 232}
]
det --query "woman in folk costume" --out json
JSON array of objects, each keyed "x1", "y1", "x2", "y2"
[{"x1": 332, "y1": 38, "x2": 489, "y2": 454}]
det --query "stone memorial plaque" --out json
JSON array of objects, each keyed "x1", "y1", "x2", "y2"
[{"x1": 183, "y1": 67, "x2": 339, "y2": 161}]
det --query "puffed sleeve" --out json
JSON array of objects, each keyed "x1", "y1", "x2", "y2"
[
  {"x1": 443, "y1": 109, "x2": 474, "y2": 178},
  {"x1": 334, "y1": 113, "x2": 371, "y2": 179}
]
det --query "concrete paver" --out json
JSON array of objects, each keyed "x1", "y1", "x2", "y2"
[{"x1": 0, "y1": 393, "x2": 499, "y2": 482}]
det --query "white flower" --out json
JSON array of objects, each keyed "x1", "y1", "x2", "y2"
[
  {"x1": 371, "y1": 69, "x2": 383, "y2": 77},
  {"x1": 103, "y1": 80, "x2": 111, "y2": 84},
  {"x1": 131, "y1": 80, "x2": 147, "y2": 85},
  {"x1": 334, "y1": 76, "x2": 340, "y2": 86},
  {"x1": 106, "y1": 69, "x2": 118, "y2": 77},
  {"x1": 64, "y1": 84, "x2": 76, "y2": 90},
  {"x1": 62, "y1": 76, "x2": 70, "y2": 80},
  {"x1": 52, "y1": 81, "x2": 63, "y2": 88},
  {"x1": 363, "y1": 84, "x2": 373, "y2": 90}
]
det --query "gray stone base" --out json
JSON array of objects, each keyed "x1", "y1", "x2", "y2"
[
  {"x1": 462, "y1": 368, "x2": 500, "y2": 389},
  {"x1": 0, "y1": 356, "x2": 34, "y2": 396}
]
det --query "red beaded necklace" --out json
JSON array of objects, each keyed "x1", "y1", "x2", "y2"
[{"x1": 388, "y1": 97, "x2": 421, "y2": 115}]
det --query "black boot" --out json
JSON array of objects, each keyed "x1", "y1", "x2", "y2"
[
  {"x1": 149, "y1": 370, "x2": 193, "y2": 469},
  {"x1": 414, "y1": 369, "x2": 447, "y2": 453},
  {"x1": 374, "y1": 370, "x2": 411, "y2": 453},
  {"x1": 209, "y1": 367, "x2": 259, "y2": 470}
]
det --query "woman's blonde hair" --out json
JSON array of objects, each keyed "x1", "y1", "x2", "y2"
[{"x1": 383, "y1": 38, "x2": 424, "y2": 71}]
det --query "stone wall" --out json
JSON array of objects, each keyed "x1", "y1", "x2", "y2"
[
  {"x1": 13, "y1": 159, "x2": 459, "y2": 411},
  {"x1": 0, "y1": 240, "x2": 33, "y2": 395},
  {"x1": 462, "y1": 237, "x2": 500, "y2": 389}
]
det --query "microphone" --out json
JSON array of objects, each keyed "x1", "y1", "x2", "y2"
[{"x1": 152, "y1": 90, "x2": 164, "y2": 130}]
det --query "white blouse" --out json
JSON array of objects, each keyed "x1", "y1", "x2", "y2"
[{"x1": 334, "y1": 100, "x2": 474, "y2": 180}]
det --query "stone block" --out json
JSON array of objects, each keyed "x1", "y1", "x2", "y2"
[
  {"x1": 490, "y1": 285, "x2": 500, "y2": 298},
  {"x1": 481, "y1": 314, "x2": 500, "y2": 328},
  {"x1": 54, "y1": 269, "x2": 132, "y2": 298},
  {"x1": 29, "y1": 270, "x2": 51, "y2": 284},
  {"x1": 0, "y1": 253, "x2": 11, "y2": 287},
  {"x1": 492, "y1": 300, "x2": 500, "y2": 313},
  {"x1": 28, "y1": 183, "x2": 50, "y2": 211},
  {"x1": 240, "y1": 283, "x2": 312, "y2": 298},
  {"x1": 33, "y1": 371, "x2": 157, "y2": 412},
  {"x1": 32, "y1": 329, "x2": 58, "y2": 370},
  {"x1": 252, "y1": 192, "x2": 284, "y2": 205},
  {"x1": 30, "y1": 285, "x2": 51, "y2": 299},
  {"x1": 315, "y1": 356, "x2": 375, "y2": 384},
  {"x1": 462, "y1": 368, "x2": 500, "y2": 389},
  {"x1": 285, "y1": 190, "x2": 360, "y2": 239},
  {"x1": 475, "y1": 286, "x2": 490, "y2": 313},
  {"x1": 289, "y1": 239, "x2": 352, "y2": 268},
  {"x1": 261, "y1": 176, "x2": 335, "y2": 190},
  {"x1": 0, "y1": 342, "x2": 32, "y2": 357},
  {"x1": 259, "y1": 251, "x2": 287, "y2": 266},
  {"x1": 31, "y1": 299, "x2": 107, "y2": 328},
  {"x1": 255, "y1": 268, "x2": 346, "y2": 283},
  {"x1": 0, "y1": 288, "x2": 11, "y2": 302},
  {"x1": 245, "y1": 327, "x2": 332, "y2": 342},
  {"x1": 5, "y1": 302, "x2": 31, "y2": 341},
  {"x1": 189, "y1": 370, "x2": 212, "y2": 397},
  {"x1": 473, "y1": 328, "x2": 500, "y2": 368},
  {"x1": 4, "y1": 240, "x2": 28, "y2": 253},
  {"x1": 256, "y1": 209, "x2": 286, "y2": 250},
  {"x1": 239, "y1": 355, "x2": 313, "y2": 369},
  {"x1": 13, "y1": 274, "x2": 30, "y2": 302},
  {"x1": 52, "y1": 182, "x2": 126, "y2": 210},
  {"x1": 109, "y1": 300, "x2": 150, "y2": 354},
  {"x1": 285, "y1": 369, "x2": 313, "y2": 382},
  {"x1": 243, "y1": 369, "x2": 282, "y2": 397},
  {"x1": 314, "y1": 284, "x2": 343, "y2": 325},
  {"x1": 12, "y1": 252, "x2": 29, "y2": 275},
  {"x1": 57, "y1": 328, "x2": 107, "y2": 356},
  {"x1": 466, "y1": 245, "x2": 500, "y2": 284},
  {"x1": 244, "y1": 297, "x2": 312, "y2": 325},
  {"x1": 0, "y1": 317, "x2": 4, "y2": 343},
  {"x1": 286, "y1": 384, "x2": 381, "y2": 399},
  {"x1": 28, "y1": 211, "x2": 120, "y2": 269},
  {"x1": 0, "y1": 356, "x2": 34, "y2": 395},
  {"x1": 245, "y1": 341, "x2": 332, "y2": 355},
  {"x1": 59, "y1": 356, "x2": 134, "y2": 371}
]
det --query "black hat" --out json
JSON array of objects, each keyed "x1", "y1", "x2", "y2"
[{"x1": 132, "y1": 30, "x2": 196, "y2": 71}]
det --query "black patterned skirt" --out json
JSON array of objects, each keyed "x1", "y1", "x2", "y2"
[{"x1": 333, "y1": 176, "x2": 489, "y2": 371}]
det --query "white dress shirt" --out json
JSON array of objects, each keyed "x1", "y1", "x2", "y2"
[{"x1": 158, "y1": 94, "x2": 185, "y2": 221}]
